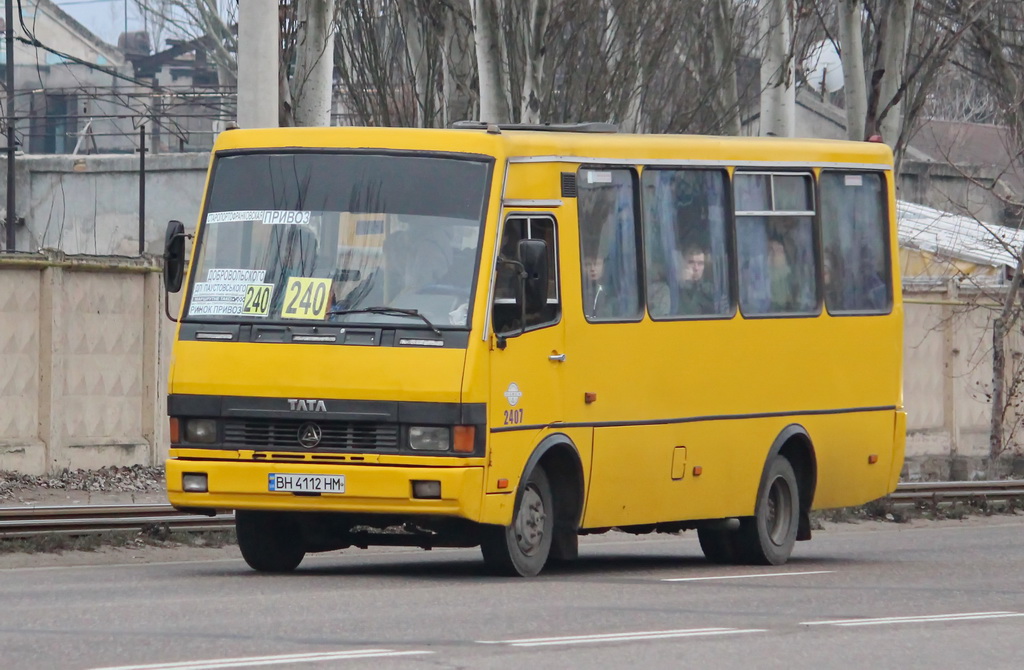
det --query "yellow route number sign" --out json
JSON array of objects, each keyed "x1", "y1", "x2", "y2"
[
  {"x1": 281, "y1": 277, "x2": 332, "y2": 320},
  {"x1": 242, "y1": 283, "x2": 274, "y2": 317}
]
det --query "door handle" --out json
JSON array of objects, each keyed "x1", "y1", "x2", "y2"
[{"x1": 548, "y1": 353, "x2": 566, "y2": 362}]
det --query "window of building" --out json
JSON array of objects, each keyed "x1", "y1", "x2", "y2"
[{"x1": 29, "y1": 93, "x2": 78, "y2": 154}]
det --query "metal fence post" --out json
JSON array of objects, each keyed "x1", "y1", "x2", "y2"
[{"x1": 138, "y1": 124, "x2": 146, "y2": 255}]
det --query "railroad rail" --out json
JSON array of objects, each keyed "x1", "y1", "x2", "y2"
[
  {"x1": 0, "y1": 481, "x2": 1021, "y2": 540},
  {"x1": 0, "y1": 504, "x2": 234, "y2": 539}
]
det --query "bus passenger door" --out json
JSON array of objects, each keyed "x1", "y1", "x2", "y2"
[{"x1": 487, "y1": 214, "x2": 565, "y2": 492}]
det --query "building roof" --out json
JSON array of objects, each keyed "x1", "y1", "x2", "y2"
[
  {"x1": 909, "y1": 120, "x2": 1024, "y2": 200},
  {"x1": 898, "y1": 199, "x2": 1023, "y2": 270}
]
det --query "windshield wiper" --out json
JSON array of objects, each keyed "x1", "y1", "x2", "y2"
[{"x1": 328, "y1": 306, "x2": 442, "y2": 336}]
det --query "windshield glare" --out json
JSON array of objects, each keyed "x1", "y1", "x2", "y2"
[{"x1": 187, "y1": 153, "x2": 490, "y2": 328}]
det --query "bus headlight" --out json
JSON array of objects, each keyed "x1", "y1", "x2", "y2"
[
  {"x1": 185, "y1": 419, "x2": 218, "y2": 444},
  {"x1": 408, "y1": 426, "x2": 450, "y2": 451}
]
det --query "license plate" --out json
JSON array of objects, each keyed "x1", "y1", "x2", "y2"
[{"x1": 268, "y1": 473, "x2": 345, "y2": 494}]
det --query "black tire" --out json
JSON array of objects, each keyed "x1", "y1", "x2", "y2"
[
  {"x1": 235, "y1": 510, "x2": 306, "y2": 573},
  {"x1": 735, "y1": 457, "x2": 800, "y2": 565},
  {"x1": 697, "y1": 527, "x2": 742, "y2": 564},
  {"x1": 480, "y1": 467, "x2": 554, "y2": 577}
]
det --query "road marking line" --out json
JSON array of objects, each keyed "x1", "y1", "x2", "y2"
[
  {"x1": 802, "y1": 611, "x2": 1024, "y2": 627},
  {"x1": 478, "y1": 627, "x2": 766, "y2": 647},
  {"x1": 663, "y1": 570, "x2": 834, "y2": 582},
  {"x1": 88, "y1": 649, "x2": 433, "y2": 670}
]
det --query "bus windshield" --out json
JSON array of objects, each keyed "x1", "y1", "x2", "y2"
[{"x1": 185, "y1": 152, "x2": 491, "y2": 328}]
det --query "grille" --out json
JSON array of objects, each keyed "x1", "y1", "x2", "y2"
[{"x1": 223, "y1": 419, "x2": 400, "y2": 452}]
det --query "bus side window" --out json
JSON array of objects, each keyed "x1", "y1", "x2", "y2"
[
  {"x1": 735, "y1": 172, "x2": 817, "y2": 316},
  {"x1": 578, "y1": 168, "x2": 643, "y2": 322},
  {"x1": 819, "y1": 172, "x2": 890, "y2": 313},
  {"x1": 493, "y1": 216, "x2": 560, "y2": 334},
  {"x1": 642, "y1": 169, "x2": 731, "y2": 319}
]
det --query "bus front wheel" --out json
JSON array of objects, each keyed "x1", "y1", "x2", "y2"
[
  {"x1": 236, "y1": 510, "x2": 306, "y2": 572},
  {"x1": 480, "y1": 467, "x2": 554, "y2": 577},
  {"x1": 737, "y1": 456, "x2": 800, "y2": 565}
]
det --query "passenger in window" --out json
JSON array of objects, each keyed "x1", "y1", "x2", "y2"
[
  {"x1": 768, "y1": 237, "x2": 795, "y2": 311},
  {"x1": 676, "y1": 243, "x2": 714, "y2": 314},
  {"x1": 865, "y1": 273, "x2": 887, "y2": 310},
  {"x1": 823, "y1": 248, "x2": 843, "y2": 309},
  {"x1": 650, "y1": 243, "x2": 714, "y2": 317},
  {"x1": 582, "y1": 252, "x2": 611, "y2": 318}
]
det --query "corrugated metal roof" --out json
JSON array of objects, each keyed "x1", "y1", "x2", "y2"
[{"x1": 897, "y1": 200, "x2": 1023, "y2": 270}]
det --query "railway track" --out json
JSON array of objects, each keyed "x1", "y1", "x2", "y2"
[{"x1": 0, "y1": 481, "x2": 1021, "y2": 540}]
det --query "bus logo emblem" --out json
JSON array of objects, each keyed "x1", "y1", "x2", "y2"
[
  {"x1": 504, "y1": 383, "x2": 523, "y2": 407},
  {"x1": 297, "y1": 423, "x2": 322, "y2": 448},
  {"x1": 288, "y1": 398, "x2": 328, "y2": 412}
]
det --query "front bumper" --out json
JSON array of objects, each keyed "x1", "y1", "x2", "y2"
[{"x1": 166, "y1": 458, "x2": 485, "y2": 520}]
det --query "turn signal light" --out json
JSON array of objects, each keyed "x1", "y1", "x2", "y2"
[
  {"x1": 453, "y1": 426, "x2": 476, "y2": 453},
  {"x1": 868, "y1": 454, "x2": 879, "y2": 464},
  {"x1": 169, "y1": 417, "x2": 180, "y2": 444}
]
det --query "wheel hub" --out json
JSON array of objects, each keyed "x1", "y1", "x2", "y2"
[
  {"x1": 766, "y1": 476, "x2": 793, "y2": 546},
  {"x1": 514, "y1": 485, "x2": 547, "y2": 556}
]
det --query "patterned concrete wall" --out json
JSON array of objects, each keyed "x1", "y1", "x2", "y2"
[
  {"x1": 59, "y1": 272, "x2": 146, "y2": 464},
  {"x1": 904, "y1": 301, "x2": 946, "y2": 433},
  {"x1": 903, "y1": 285, "x2": 1024, "y2": 477},
  {"x1": 0, "y1": 270, "x2": 44, "y2": 472},
  {"x1": 0, "y1": 253, "x2": 164, "y2": 475}
]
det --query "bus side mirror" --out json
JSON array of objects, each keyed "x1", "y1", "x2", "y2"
[
  {"x1": 164, "y1": 219, "x2": 186, "y2": 293},
  {"x1": 518, "y1": 238, "x2": 548, "y2": 314}
]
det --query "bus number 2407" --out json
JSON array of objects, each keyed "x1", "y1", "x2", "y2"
[{"x1": 503, "y1": 408, "x2": 524, "y2": 425}]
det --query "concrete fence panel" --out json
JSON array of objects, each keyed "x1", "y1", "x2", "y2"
[{"x1": 0, "y1": 253, "x2": 168, "y2": 475}]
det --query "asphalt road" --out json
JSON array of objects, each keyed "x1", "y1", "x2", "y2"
[{"x1": 1, "y1": 516, "x2": 1022, "y2": 670}]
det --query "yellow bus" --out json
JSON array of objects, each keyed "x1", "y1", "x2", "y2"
[{"x1": 163, "y1": 123, "x2": 904, "y2": 576}]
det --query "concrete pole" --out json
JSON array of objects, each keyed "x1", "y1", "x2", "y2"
[{"x1": 237, "y1": 0, "x2": 279, "y2": 129}]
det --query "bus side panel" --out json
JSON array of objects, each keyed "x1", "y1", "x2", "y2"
[
  {"x1": 479, "y1": 425, "x2": 595, "y2": 527},
  {"x1": 890, "y1": 410, "x2": 907, "y2": 492},
  {"x1": 583, "y1": 420, "x2": 785, "y2": 527},
  {"x1": 806, "y1": 410, "x2": 898, "y2": 509},
  {"x1": 581, "y1": 410, "x2": 899, "y2": 528}
]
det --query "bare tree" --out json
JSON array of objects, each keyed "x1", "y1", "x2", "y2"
[
  {"x1": 288, "y1": 0, "x2": 337, "y2": 127},
  {"x1": 962, "y1": 1, "x2": 1024, "y2": 471},
  {"x1": 837, "y1": 0, "x2": 867, "y2": 140},
  {"x1": 709, "y1": 0, "x2": 742, "y2": 136},
  {"x1": 519, "y1": 0, "x2": 551, "y2": 123},
  {"x1": 759, "y1": 0, "x2": 796, "y2": 136},
  {"x1": 472, "y1": 0, "x2": 508, "y2": 122}
]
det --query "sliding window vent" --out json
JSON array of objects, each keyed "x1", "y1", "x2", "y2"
[{"x1": 561, "y1": 172, "x2": 578, "y2": 198}]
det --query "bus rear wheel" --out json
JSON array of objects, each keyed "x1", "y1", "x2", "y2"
[
  {"x1": 236, "y1": 510, "x2": 306, "y2": 572},
  {"x1": 736, "y1": 456, "x2": 800, "y2": 565},
  {"x1": 697, "y1": 527, "x2": 742, "y2": 564},
  {"x1": 480, "y1": 467, "x2": 554, "y2": 577}
]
